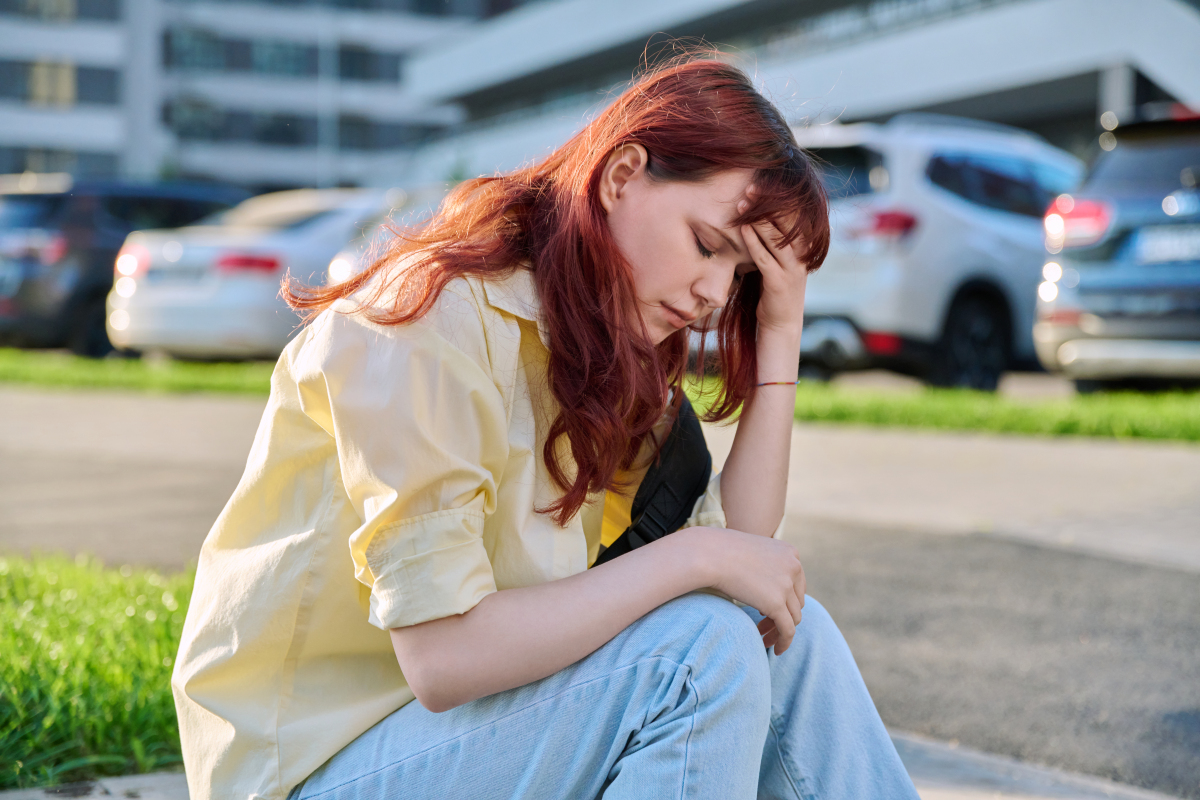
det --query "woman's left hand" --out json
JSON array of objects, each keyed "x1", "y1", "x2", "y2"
[{"x1": 740, "y1": 208, "x2": 810, "y2": 338}]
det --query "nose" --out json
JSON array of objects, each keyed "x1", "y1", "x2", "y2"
[{"x1": 692, "y1": 262, "x2": 737, "y2": 311}]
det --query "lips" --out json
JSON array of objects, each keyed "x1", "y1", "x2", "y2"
[{"x1": 662, "y1": 304, "x2": 697, "y2": 329}]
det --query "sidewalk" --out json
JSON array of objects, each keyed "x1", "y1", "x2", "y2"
[
  {"x1": 0, "y1": 733, "x2": 1182, "y2": 800},
  {"x1": 1, "y1": 384, "x2": 1196, "y2": 799}
]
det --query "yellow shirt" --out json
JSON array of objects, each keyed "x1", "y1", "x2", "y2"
[{"x1": 171, "y1": 266, "x2": 729, "y2": 800}]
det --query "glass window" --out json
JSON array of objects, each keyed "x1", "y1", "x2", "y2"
[
  {"x1": 1086, "y1": 135, "x2": 1200, "y2": 194},
  {"x1": 166, "y1": 29, "x2": 226, "y2": 71},
  {"x1": 100, "y1": 196, "x2": 230, "y2": 231},
  {"x1": 1031, "y1": 161, "x2": 1080, "y2": 198},
  {"x1": 969, "y1": 154, "x2": 1043, "y2": 217},
  {"x1": 927, "y1": 152, "x2": 1046, "y2": 218},
  {"x1": 0, "y1": 194, "x2": 68, "y2": 230},
  {"x1": 808, "y1": 146, "x2": 883, "y2": 199},
  {"x1": 252, "y1": 40, "x2": 317, "y2": 77},
  {"x1": 927, "y1": 154, "x2": 973, "y2": 201},
  {"x1": 0, "y1": 61, "x2": 25, "y2": 100},
  {"x1": 77, "y1": 67, "x2": 119, "y2": 104}
]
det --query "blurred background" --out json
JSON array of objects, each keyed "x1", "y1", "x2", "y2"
[{"x1": 1, "y1": 1, "x2": 1199, "y2": 798}]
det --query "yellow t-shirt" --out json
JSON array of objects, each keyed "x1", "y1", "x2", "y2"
[{"x1": 171, "y1": 266, "x2": 729, "y2": 800}]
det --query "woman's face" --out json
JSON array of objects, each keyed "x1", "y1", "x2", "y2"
[{"x1": 599, "y1": 145, "x2": 758, "y2": 344}]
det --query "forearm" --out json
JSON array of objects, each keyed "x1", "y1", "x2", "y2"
[
  {"x1": 718, "y1": 326, "x2": 802, "y2": 536},
  {"x1": 391, "y1": 529, "x2": 714, "y2": 712}
]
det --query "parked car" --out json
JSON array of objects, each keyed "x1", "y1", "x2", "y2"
[
  {"x1": 0, "y1": 173, "x2": 248, "y2": 356},
  {"x1": 793, "y1": 114, "x2": 1082, "y2": 389},
  {"x1": 106, "y1": 187, "x2": 403, "y2": 359},
  {"x1": 1033, "y1": 113, "x2": 1200, "y2": 391}
]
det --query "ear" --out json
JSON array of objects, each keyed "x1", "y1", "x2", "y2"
[{"x1": 598, "y1": 143, "x2": 649, "y2": 214}]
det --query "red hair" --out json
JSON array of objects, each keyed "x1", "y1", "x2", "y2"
[{"x1": 286, "y1": 55, "x2": 829, "y2": 524}]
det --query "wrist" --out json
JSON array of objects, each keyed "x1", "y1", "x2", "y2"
[
  {"x1": 755, "y1": 326, "x2": 802, "y2": 383},
  {"x1": 670, "y1": 527, "x2": 723, "y2": 590}
]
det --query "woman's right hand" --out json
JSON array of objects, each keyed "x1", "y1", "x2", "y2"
[{"x1": 684, "y1": 526, "x2": 807, "y2": 655}]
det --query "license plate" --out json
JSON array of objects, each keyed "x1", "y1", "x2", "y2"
[{"x1": 1135, "y1": 225, "x2": 1200, "y2": 263}]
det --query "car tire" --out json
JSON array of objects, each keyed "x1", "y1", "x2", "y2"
[
  {"x1": 68, "y1": 296, "x2": 114, "y2": 358},
  {"x1": 927, "y1": 294, "x2": 1009, "y2": 391}
]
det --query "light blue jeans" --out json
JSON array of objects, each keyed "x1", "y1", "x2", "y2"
[{"x1": 290, "y1": 594, "x2": 919, "y2": 799}]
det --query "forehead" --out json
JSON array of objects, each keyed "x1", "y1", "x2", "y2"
[{"x1": 656, "y1": 168, "x2": 754, "y2": 221}]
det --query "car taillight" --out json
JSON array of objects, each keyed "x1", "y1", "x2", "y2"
[
  {"x1": 114, "y1": 242, "x2": 150, "y2": 277},
  {"x1": 215, "y1": 253, "x2": 282, "y2": 273},
  {"x1": 848, "y1": 210, "x2": 919, "y2": 240},
  {"x1": 862, "y1": 331, "x2": 903, "y2": 355},
  {"x1": 1044, "y1": 195, "x2": 1111, "y2": 251},
  {"x1": 38, "y1": 232, "x2": 68, "y2": 265}
]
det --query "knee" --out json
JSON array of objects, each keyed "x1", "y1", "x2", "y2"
[{"x1": 641, "y1": 594, "x2": 770, "y2": 690}]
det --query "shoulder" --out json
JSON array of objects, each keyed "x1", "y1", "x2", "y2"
[{"x1": 292, "y1": 267, "x2": 524, "y2": 391}]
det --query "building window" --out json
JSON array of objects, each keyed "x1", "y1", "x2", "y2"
[
  {"x1": 338, "y1": 115, "x2": 438, "y2": 150},
  {"x1": 0, "y1": 0, "x2": 119, "y2": 20},
  {"x1": 165, "y1": 28, "x2": 322, "y2": 78},
  {"x1": 76, "y1": 66, "x2": 120, "y2": 103},
  {"x1": 252, "y1": 40, "x2": 318, "y2": 77},
  {"x1": 0, "y1": 146, "x2": 118, "y2": 176},
  {"x1": 166, "y1": 99, "x2": 320, "y2": 147},
  {"x1": 164, "y1": 28, "x2": 225, "y2": 71},
  {"x1": 338, "y1": 44, "x2": 401, "y2": 82}
]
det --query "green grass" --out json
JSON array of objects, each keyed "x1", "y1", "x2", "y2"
[
  {"x1": 686, "y1": 379, "x2": 1200, "y2": 442},
  {"x1": 2, "y1": 347, "x2": 1198, "y2": 442},
  {"x1": 0, "y1": 555, "x2": 194, "y2": 790},
  {"x1": 0, "y1": 347, "x2": 274, "y2": 395}
]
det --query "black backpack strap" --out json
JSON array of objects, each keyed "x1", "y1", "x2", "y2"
[{"x1": 593, "y1": 398, "x2": 712, "y2": 566}]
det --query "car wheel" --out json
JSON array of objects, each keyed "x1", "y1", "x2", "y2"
[
  {"x1": 68, "y1": 296, "x2": 114, "y2": 358},
  {"x1": 927, "y1": 295, "x2": 1009, "y2": 391}
]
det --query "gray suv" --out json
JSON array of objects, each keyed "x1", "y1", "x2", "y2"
[{"x1": 1033, "y1": 114, "x2": 1200, "y2": 391}]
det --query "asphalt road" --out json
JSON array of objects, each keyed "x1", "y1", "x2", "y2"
[
  {"x1": 1, "y1": 384, "x2": 1197, "y2": 798},
  {"x1": 795, "y1": 517, "x2": 1200, "y2": 799}
]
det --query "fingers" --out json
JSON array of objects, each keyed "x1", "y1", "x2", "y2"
[{"x1": 770, "y1": 604, "x2": 796, "y2": 656}]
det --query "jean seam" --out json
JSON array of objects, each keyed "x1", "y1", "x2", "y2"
[
  {"x1": 769, "y1": 715, "x2": 816, "y2": 800},
  {"x1": 301, "y1": 655, "x2": 692, "y2": 800},
  {"x1": 677, "y1": 667, "x2": 698, "y2": 800}
]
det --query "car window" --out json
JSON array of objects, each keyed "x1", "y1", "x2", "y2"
[
  {"x1": 926, "y1": 153, "x2": 1045, "y2": 217},
  {"x1": 1086, "y1": 137, "x2": 1200, "y2": 194},
  {"x1": 0, "y1": 194, "x2": 68, "y2": 229},
  {"x1": 1030, "y1": 161, "x2": 1080, "y2": 198},
  {"x1": 969, "y1": 155, "x2": 1044, "y2": 217},
  {"x1": 100, "y1": 196, "x2": 234, "y2": 231},
  {"x1": 808, "y1": 146, "x2": 883, "y2": 199}
]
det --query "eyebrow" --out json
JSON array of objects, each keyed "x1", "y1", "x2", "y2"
[{"x1": 700, "y1": 220, "x2": 746, "y2": 257}]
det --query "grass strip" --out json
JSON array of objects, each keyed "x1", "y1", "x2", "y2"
[
  {"x1": 2, "y1": 348, "x2": 1198, "y2": 442},
  {"x1": 0, "y1": 348, "x2": 274, "y2": 395},
  {"x1": 0, "y1": 555, "x2": 194, "y2": 790},
  {"x1": 686, "y1": 379, "x2": 1200, "y2": 442}
]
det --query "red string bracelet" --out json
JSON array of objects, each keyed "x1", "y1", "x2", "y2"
[{"x1": 756, "y1": 381, "x2": 800, "y2": 387}]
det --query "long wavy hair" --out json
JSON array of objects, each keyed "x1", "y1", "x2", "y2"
[{"x1": 286, "y1": 55, "x2": 830, "y2": 525}]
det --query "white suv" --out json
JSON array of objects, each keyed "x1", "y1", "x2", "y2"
[{"x1": 795, "y1": 114, "x2": 1083, "y2": 389}]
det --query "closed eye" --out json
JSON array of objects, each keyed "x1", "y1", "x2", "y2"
[{"x1": 694, "y1": 234, "x2": 716, "y2": 259}]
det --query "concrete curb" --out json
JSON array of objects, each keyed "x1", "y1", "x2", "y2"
[{"x1": 0, "y1": 733, "x2": 1184, "y2": 800}]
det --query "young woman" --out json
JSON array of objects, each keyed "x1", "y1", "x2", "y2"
[{"x1": 172, "y1": 57, "x2": 921, "y2": 800}]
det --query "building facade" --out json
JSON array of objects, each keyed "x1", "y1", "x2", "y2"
[{"x1": 3, "y1": 0, "x2": 1198, "y2": 192}]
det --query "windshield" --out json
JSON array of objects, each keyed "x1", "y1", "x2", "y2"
[
  {"x1": 0, "y1": 194, "x2": 67, "y2": 230},
  {"x1": 1086, "y1": 137, "x2": 1200, "y2": 194},
  {"x1": 809, "y1": 146, "x2": 884, "y2": 199}
]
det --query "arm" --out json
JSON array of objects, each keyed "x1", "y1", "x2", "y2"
[
  {"x1": 719, "y1": 216, "x2": 810, "y2": 537},
  {"x1": 392, "y1": 525, "x2": 805, "y2": 712}
]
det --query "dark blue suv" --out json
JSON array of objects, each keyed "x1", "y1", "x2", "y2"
[
  {"x1": 1033, "y1": 114, "x2": 1200, "y2": 391},
  {"x1": 0, "y1": 175, "x2": 248, "y2": 356}
]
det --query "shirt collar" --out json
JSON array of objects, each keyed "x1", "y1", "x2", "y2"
[{"x1": 482, "y1": 266, "x2": 552, "y2": 350}]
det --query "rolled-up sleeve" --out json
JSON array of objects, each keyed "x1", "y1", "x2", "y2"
[{"x1": 295, "y1": 308, "x2": 508, "y2": 631}]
